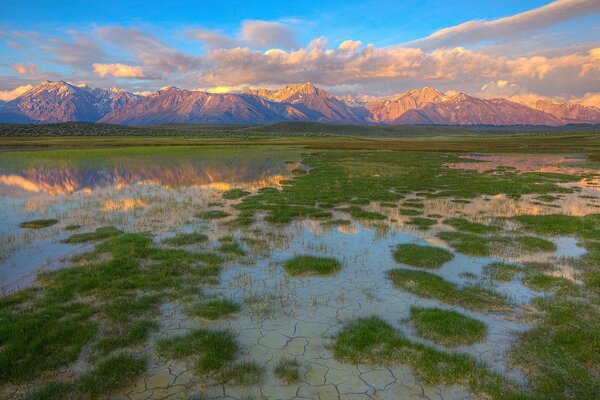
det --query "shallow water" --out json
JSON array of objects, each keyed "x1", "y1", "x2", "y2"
[{"x1": 0, "y1": 149, "x2": 597, "y2": 399}]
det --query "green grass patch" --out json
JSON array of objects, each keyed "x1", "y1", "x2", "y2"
[
  {"x1": 24, "y1": 353, "x2": 146, "y2": 400},
  {"x1": 196, "y1": 210, "x2": 230, "y2": 219},
  {"x1": 219, "y1": 361, "x2": 265, "y2": 385},
  {"x1": 407, "y1": 217, "x2": 437, "y2": 230},
  {"x1": 321, "y1": 219, "x2": 352, "y2": 227},
  {"x1": 516, "y1": 236, "x2": 557, "y2": 252},
  {"x1": 62, "y1": 226, "x2": 123, "y2": 243},
  {"x1": 332, "y1": 317, "x2": 519, "y2": 398},
  {"x1": 96, "y1": 320, "x2": 158, "y2": 355},
  {"x1": 512, "y1": 298, "x2": 600, "y2": 399},
  {"x1": 186, "y1": 299, "x2": 241, "y2": 320},
  {"x1": 437, "y1": 231, "x2": 490, "y2": 256},
  {"x1": 156, "y1": 328, "x2": 238, "y2": 373},
  {"x1": 393, "y1": 244, "x2": 453, "y2": 269},
  {"x1": 218, "y1": 238, "x2": 247, "y2": 256},
  {"x1": 387, "y1": 269, "x2": 509, "y2": 312},
  {"x1": 444, "y1": 218, "x2": 500, "y2": 234},
  {"x1": 399, "y1": 208, "x2": 421, "y2": 216},
  {"x1": 343, "y1": 206, "x2": 386, "y2": 220},
  {"x1": 274, "y1": 358, "x2": 301, "y2": 383},
  {"x1": 0, "y1": 302, "x2": 97, "y2": 383},
  {"x1": 409, "y1": 307, "x2": 487, "y2": 347},
  {"x1": 515, "y1": 214, "x2": 600, "y2": 240},
  {"x1": 19, "y1": 218, "x2": 59, "y2": 229},
  {"x1": 483, "y1": 262, "x2": 521, "y2": 282},
  {"x1": 283, "y1": 255, "x2": 341, "y2": 276},
  {"x1": 223, "y1": 188, "x2": 251, "y2": 200},
  {"x1": 162, "y1": 232, "x2": 208, "y2": 246}
]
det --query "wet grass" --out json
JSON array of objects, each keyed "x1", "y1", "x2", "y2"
[
  {"x1": 399, "y1": 208, "x2": 421, "y2": 216},
  {"x1": 283, "y1": 255, "x2": 341, "y2": 276},
  {"x1": 219, "y1": 361, "x2": 265, "y2": 385},
  {"x1": 0, "y1": 302, "x2": 97, "y2": 382},
  {"x1": 95, "y1": 320, "x2": 158, "y2": 354},
  {"x1": 437, "y1": 231, "x2": 491, "y2": 256},
  {"x1": 409, "y1": 307, "x2": 487, "y2": 347},
  {"x1": 0, "y1": 231, "x2": 224, "y2": 385},
  {"x1": 274, "y1": 358, "x2": 301, "y2": 383},
  {"x1": 515, "y1": 214, "x2": 600, "y2": 240},
  {"x1": 19, "y1": 218, "x2": 59, "y2": 229},
  {"x1": 393, "y1": 244, "x2": 453, "y2": 269},
  {"x1": 64, "y1": 224, "x2": 81, "y2": 231},
  {"x1": 445, "y1": 218, "x2": 500, "y2": 234},
  {"x1": 218, "y1": 237, "x2": 247, "y2": 256},
  {"x1": 332, "y1": 317, "x2": 519, "y2": 399},
  {"x1": 222, "y1": 188, "x2": 251, "y2": 200},
  {"x1": 483, "y1": 262, "x2": 521, "y2": 282},
  {"x1": 343, "y1": 206, "x2": 387, "y2": 220},
  {"x1": 406, "y1": 217, "x2": 437, "y2": 230},
  {"x1": 62, "y1": 226, "x2": 123, "y2": 243},
  {"x1": 512, "y1": 298, "x2": 600, "y2": 399},
  {"x1": 187, "y1": 298, "x2": 241, "y2": 320},
  {"x1": 516, "y1": 236, "x2": 556, "y2": 252},
  {"x1": 321, "y1": 219, "x2": 352, "y2": 227},
  {"x1": 24, "y1": 353, "x2": 147, "y2": 400},
  {"x1": 156, "y1": 328, "x2": 238, "y2": 373},
  {"x1": 387, "y1": 269, "x2": 509, "y2": 312},
  {"x1": 162, "y1": 232, "x2": 209, "y2": 246},
  {"x1": 196, "y1": 210, "x2": 231, "y2": 219}
]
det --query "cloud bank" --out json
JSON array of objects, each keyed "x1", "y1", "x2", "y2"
[{"x1": 0, "y1": 2, "x2": 598, "y2": 103}]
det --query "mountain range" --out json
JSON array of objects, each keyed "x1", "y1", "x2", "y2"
[{"x1": 0, "y1": 80, "x2": 598, "y2": 126}]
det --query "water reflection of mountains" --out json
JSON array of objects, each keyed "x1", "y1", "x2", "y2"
[{"x1": 0, "y1": 158, "x2": 291, "y2": 196}]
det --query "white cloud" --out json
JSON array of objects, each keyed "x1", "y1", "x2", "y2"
[
  {"x1": 240, "y1": 20, "x2": 298, "y2": 49},
  {"x1": 12, "y1": 62, "x2": 37, "y2": 75},
  {"x1": 188, "y1": 28, "x2": 239, "y2": 50},
  {"x1": 576, "y1": 92, "x2": 600, "y2": 108},
  {"x1": 409, "y1": 0, "x2": 600, "y2": 48},
  {"x1": 92, "y1": 63, "x2": 155, "y2": 79},
  {"x1": 0, "y1": 84, "x2": 33, "y2": 101}
]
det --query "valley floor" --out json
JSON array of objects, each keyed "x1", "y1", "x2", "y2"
[{"x1": 0, "y1": 130, "x2": 599, "y2": 399}]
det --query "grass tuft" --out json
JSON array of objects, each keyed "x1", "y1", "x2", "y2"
[
  {"x1": 274, "y1": 358, "x2": 301, "y2": 383},
  {"x1": 186, "y1": 299, "x2": 241, "y2": 320},
  {"x1": 20, "y1": 218, "x2": 59, "y2": 229},
  {"x1": 393, "y1": 244, "x2": 453, "y2": 269},
  {"x1": 283, "y1": 255, "x2": 341, "y2": 276},
  {"x1": 409, "y1": 307, "x2": 487, "y2": 347}
]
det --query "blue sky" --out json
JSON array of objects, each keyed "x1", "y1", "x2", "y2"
[{"x1": 1, "y1": 0, "x2": 599, "y2": 103}]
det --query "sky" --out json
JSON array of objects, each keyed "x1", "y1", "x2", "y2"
[{"x1": 1, "y1": 0, "x2": 599, "y2": 105}]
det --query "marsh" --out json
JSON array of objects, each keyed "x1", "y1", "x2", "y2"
[{"x1": 0, "y1": 143, "x2": 599, "y2": 400}]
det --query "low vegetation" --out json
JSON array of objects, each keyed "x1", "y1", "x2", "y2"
[
  {"x1": 387, "y1": 269, "x2": 509, "y2": 312},
  {"x1": 62, "y1": 226, "x2": 123, "y2": 243},
  {"x1": 331, "y1": 317, "x2": 519, "y2": 399},
  {"x1": 186, "y1": 298, "x2": 241, "y2": 320},
  {"x1": 19, "y1": 218, "x2": 59, "y2": 229},
  {"x1": 162, "y1": 232, "x2": 208, "y2": 246},
  {"x1": 393, "y1": 244, "x2": 453, "y2": 268},
  {"x1": 283, "y1": 255, "x2": 341, "y2": 276},
  {"x1": 274, "y1": 358, "x2": 301, "y2": 383},
  {"x1": 409, "y1": 307, "x2": 487, "y2": 347},
  {"x1": 156, "y1": 328, "x2": 238, "y2": 373}
]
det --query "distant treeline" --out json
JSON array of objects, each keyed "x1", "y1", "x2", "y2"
[{"x1": 0, "y1": 121, "x2": 598, "y2": 138}]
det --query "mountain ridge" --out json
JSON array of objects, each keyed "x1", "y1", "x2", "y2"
[{"x1": 1, "y1": 80, "x2": 599, "y2": 126}]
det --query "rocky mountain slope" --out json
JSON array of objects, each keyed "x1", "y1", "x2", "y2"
[
  {"x1": 1, "y1": 80, "x2": 598, "y2": 126},
  {"x1": 0, "y1": 81, "x2": 140, "y2": 124}
]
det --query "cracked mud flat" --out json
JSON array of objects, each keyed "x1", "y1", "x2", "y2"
[
  {"x1": 0, "y1": 150, "x2": 596, "y2": 399},
  {"x1": 118, "y1": 223, "x2": 538, "y2": 400}
]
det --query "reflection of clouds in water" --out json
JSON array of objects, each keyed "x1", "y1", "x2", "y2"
[
  {"x1": 101, "y1": 198, "x2": 148, "y2": 212},
  {"x1": 0, "y1": 159, "x2": 292, "y2": 197}
]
